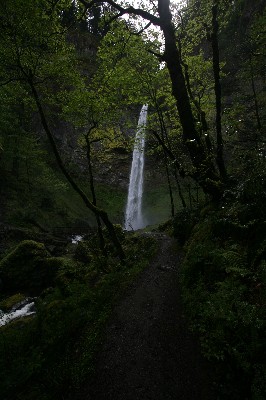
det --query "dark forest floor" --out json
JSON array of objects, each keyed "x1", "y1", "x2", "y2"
[{"x1": 81, "y1": 233, "x2": 215, "y2": 400}]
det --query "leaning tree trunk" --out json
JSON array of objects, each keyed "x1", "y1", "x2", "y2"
[
  {"x1": 85, "y1": 133, "x2": 107, "y2": 257},
  {"x1": 28, "y1": 76, "x2": 125, "y2": 262}
]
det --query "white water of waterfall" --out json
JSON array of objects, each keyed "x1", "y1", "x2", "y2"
[{"x1": 124, "y1": 104, "x2": 148, "y2": 231}]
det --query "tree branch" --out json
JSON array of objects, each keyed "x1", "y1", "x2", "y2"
[{"x1": 79, "y1": 0, "x2": 161, "y2": 26}]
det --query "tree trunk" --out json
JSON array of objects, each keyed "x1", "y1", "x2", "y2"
[
  {"x1": 249, "y1": 56, "x2": 262, "y2": 144},
  {"x1": 211, "y1": 2, "x2": 227, "y2": 179},
  {"x1": 164, "y1": 154, "x2": 175, "y2": 217},
  {"x1": 85, "y1": 134, "x2": 107, "y2": 257},
  {"x1": 177, "y1": 38, "x2": 212, "y2": 153},
  {"x1": 173, "y1": 167, "x2": 187, "y2": 209},
  {"x1": 157, "y1": 0, "x2": 222, "y2": 200}
]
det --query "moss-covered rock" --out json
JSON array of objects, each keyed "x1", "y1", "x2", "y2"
[{"x1": 0, "y1": 240, "x2": 59, "y2": 294}]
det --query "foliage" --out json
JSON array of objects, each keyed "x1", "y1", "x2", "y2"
[{"x1": 95, "y1": 20, "x2": 160, "y2": 107}]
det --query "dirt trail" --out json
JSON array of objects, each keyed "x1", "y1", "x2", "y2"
[{"x1": 85, "y1": 233, "x2": 214, "y2": 400}]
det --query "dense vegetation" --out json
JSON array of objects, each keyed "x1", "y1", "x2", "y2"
[{"x1": 0, "y1": 0, "x2": 265, "y2": 399}]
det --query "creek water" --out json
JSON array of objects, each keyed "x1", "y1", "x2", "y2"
[{"x1": 0, "y1": 298, "x2": 36, "y2": 327}]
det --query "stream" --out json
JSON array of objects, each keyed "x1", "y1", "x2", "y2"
[{"x1": 0, "y1": 298, "x2": 36, "y2": 327}]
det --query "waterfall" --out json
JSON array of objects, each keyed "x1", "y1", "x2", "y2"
[{"x1": 124, "y1": 104, "x2": 148, "y2": 230}]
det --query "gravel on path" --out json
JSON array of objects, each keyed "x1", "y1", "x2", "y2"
[{"x1": 85, "y1": 233, "x2": 215, "y2": 400}]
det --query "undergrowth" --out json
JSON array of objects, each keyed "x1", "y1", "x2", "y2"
[
  {"x1": 0, "y1": 229, "x2": 157, "y2": 400},
  {"x1": 178, "y1": 170, "x2": 266, "y2": 399}
]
